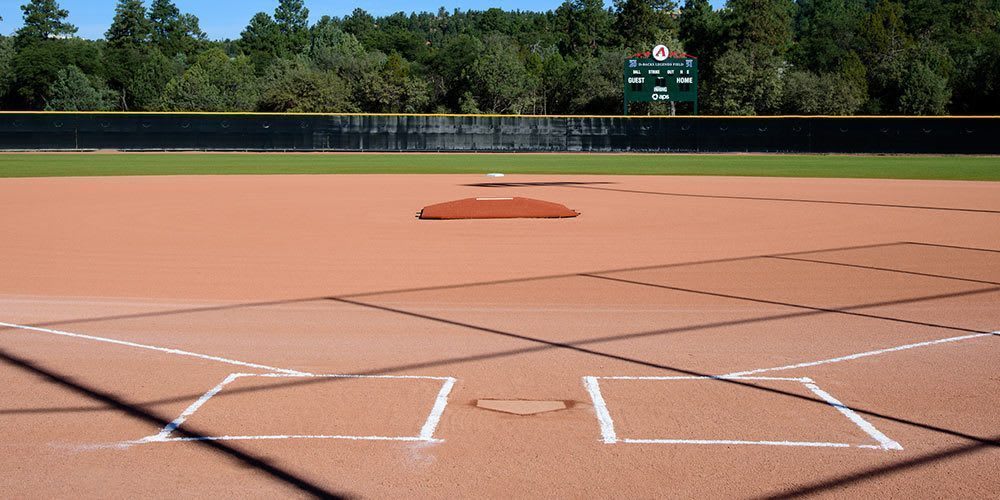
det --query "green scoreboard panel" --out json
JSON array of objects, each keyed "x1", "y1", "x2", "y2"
[{"x1": 623, "y1": 55, "x2": 699, "y2": 115}]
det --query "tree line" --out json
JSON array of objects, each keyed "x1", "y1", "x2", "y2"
[{"x1": 0, "y1": 0, "x2": 997, "y2": 115}]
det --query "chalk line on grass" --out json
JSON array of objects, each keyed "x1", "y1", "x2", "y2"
[
  {"x1": 724, "y1": 331, "x2": 997, "y2": 378},
  {"x1": 0, "y1": 321, "x2": 308, "y2": 375}
]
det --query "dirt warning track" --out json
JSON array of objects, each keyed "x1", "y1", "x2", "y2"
[{"x1": 0, "y1": 174, "x2": 998, "y2": 498}]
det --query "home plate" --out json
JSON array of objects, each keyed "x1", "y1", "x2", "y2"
[{"x1": 476, "y1": 400, "x2": 568, "y2": 415}]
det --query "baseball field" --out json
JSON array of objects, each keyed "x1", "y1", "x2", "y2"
[{"x1": 1, "y1": 153, "x2": 997, "y2": 498}]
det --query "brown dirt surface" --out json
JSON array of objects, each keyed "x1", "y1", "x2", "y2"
[
  {"x1": 0, "y1": 174, "x2": 998, "y2": 498},
  {"x1": 418, "y1": 196, "x2": 579, "y2": 219}
]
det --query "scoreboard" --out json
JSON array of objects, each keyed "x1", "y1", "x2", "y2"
[{"x1": 623, "y1": 47, "x2": 699, "y2": 115}]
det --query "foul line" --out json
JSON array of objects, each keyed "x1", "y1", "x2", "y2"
[
  {"x1": 724, "y1": 332, "x2": 998, "y2": 377},
  {"x1": 0, "y1": 321, "x2": 308, "y2": 375}
]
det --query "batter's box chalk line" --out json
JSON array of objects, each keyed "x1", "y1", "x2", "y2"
[
  {"x1": 583, "y1": 376, "x2": 903, "y2": 451},
  {"x1": 118, "y1": 373, "x2": 457, "y2": 447}
]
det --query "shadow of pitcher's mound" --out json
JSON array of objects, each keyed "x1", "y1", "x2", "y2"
[{"x1": 418, "y1": 197, "x2": 580, "y2": 220}]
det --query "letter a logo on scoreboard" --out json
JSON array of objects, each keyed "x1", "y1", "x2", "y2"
[{"x1": 652, "y1": 45, "x2": 669, "y2": 61}]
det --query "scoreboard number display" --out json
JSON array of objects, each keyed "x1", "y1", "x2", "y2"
[{"x1": 623, "y1": 46, "x2": 699, "y2": 115}]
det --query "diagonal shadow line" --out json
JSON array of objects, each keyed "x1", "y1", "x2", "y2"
[
  {"x1": 580, "y1": 274, "x2": 999, "y2": 334},
  {"x1": 0, "y1": 405, "x2": 110, "y2": 415},
  {"x1": 0, "y1": 349, "x2": 348, "y2": 500},
  {"x1": 903, "y1": 241, "x2": 1000, "y2": 254},
  {"x1": 465, "y1": 182, "x2": 1000, "y2": 214},
  {"x1": 768, "y1": 255, "x2": 1000, "y2": 286},
  {"x1": 0, "y1": 242, "x2": 908, "y2": 334},
  {"x1": 5, "y1": 288, "x2": 995, "y2": 451},
  {"x1": 6, "y1": 279, "x2": 996, "y2": 416},
  {"x1": 322, "y1": 296, "x2": 999, "y2": 448},
  {"x1": 757, "y1": 435, "x2": 1000, "y2": 499}
]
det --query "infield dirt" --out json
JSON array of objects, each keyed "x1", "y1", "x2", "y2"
[{"x1": 0, "y1": 174, "x2": 997, "y2": 498}]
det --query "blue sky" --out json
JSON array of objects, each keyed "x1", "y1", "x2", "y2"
[{"x1": 1, "y1": 0, "x2": 724, "y2": 40}]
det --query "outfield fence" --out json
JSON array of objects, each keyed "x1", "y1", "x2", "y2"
[{"x1": 1, "y1": 113, "x2": 998, "y2": 154}]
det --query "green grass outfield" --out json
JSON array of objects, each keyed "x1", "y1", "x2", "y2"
[{"x1": 1, "y1": 153, "x2": 998, "y2": 181}]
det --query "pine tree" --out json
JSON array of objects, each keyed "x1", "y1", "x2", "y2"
[
  {"x1": 15, "y1": 0, "x2": 77, "y2": 48},
  {"x1": 613, "y1": 0, "x2": 677, "y2": 52},
  {"x1": 239, "y1": 12, "x2": 281, "y2": 73},
  {"x1": 106, "y1": 0, "x2": 150, "y2": 48},
  {"x1": 274, "y1": 0, "x2": 310, "y2": 57},
  {"x1": 149, "y1": 0, "x2": 206, "y2": 57}
]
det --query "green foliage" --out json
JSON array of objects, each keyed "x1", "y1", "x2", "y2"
[
  {"x1": 679, "y1": 0, "x2": 723, "y2": 60},
  {"x1": 239, "y1": 12, "x2": 281, "y2": 72},
  {"x1": 782, "y1": 70, "x2": 864, "y2": 114},
  {"x1": 45, "y1": 65, "x2": 116, "y2": 110},
  {"x1": 273, "y1": 0, "x2": 310, "y2": 56},
  {"x1": 149, "y1": 0, "x2": 206, "y2": 58},
  {"x1": 1, "y1": 0, "x2": 999, "y2": 115},
  {"x1": 159, "y1": 48, "x2": 258, "y2": 111},
  {"x1": 568, "y1": 48, "x2": 625, "y2": 113},
  {"x1": 791, "y1": 0, "x2": 865, "y2": 73},
  {"x1": 0, "y1": 37, "x2": 14, "y2": 105},
  {"x1": 9, "y1": 38, "x2": 101, "y2": 109},
  {"x1": 356, "y1": 53, "x2": 431, "y2": 113},
  {"x1": 128, "y1": 48, "x2": 178, "y2": 110},
  {"x1": 15, "y1": 0, "x2": 77, "y2": 48},
  {"x1": 554, "y1": 0, "x2": 614, "y2": 55},
  {"x1": 470, "y1": 35, "x2": 537, "y2": 114},
  {"x1": 429, "y1": 34, "x2": 484, "y2": 112},
  {"x1": 898, "y1": 60, "x2": 949, "y2": 115},
  {"x1": 708, "y1": 49, "x2": 784, "y2": 115},
  {"x1": 613, "y1": 0, "x2": 677, "y2": 52},
  {"x1": 259, "y1": 60, "x2": 356, "y2": 113},
  {"x1": 724, "y1": 0, "x2": 796, "y2": 59},
  {"x1": 106, "y1": 0, "x2": 150, "y2": 48}
]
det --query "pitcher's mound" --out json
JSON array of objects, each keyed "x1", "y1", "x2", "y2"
[{"x1": 418, "y1": 197, "x2": 580, "y2": 220}]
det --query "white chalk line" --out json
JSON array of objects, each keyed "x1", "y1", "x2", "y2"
[
  {"x1": 251, "y1": 372, "x2": 452, "y2": 381},
  {"x1": 420, "y1": 377, "x2": 457, "y2": 440},
  {"x1": 583, "y1": 376, "x2": 904, "y2": 450},
  {"x1": 583, "y1": 376, "x2": 617, "y2": 444},
  {"x1": 0, "y1": 321, "x2": 308, "y2": 376},
  {"x1": 621, "y1": 439, "x2": 853, "y2": 448},
  {"x1": 596, "y1": 375, "x2": 812, "y2": 383},
  {"x1": 724, "y1": 331, "x2": 997, "y2": 378},
  {"x1": 0, "y1": 321, "x2": 458, "y2": 447},
  {"x1": 144, "y1": 373, "x2": 243, "y2": 442},
  {"x1": 131, "y1": 435, "x2": 443, "y2": 445},
  {"x1": 803, "y1": 382, "x2": 903, "y2": 451},
  {"x1": 131, "y1": 373, "x2": 456, "y2": 447}
]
